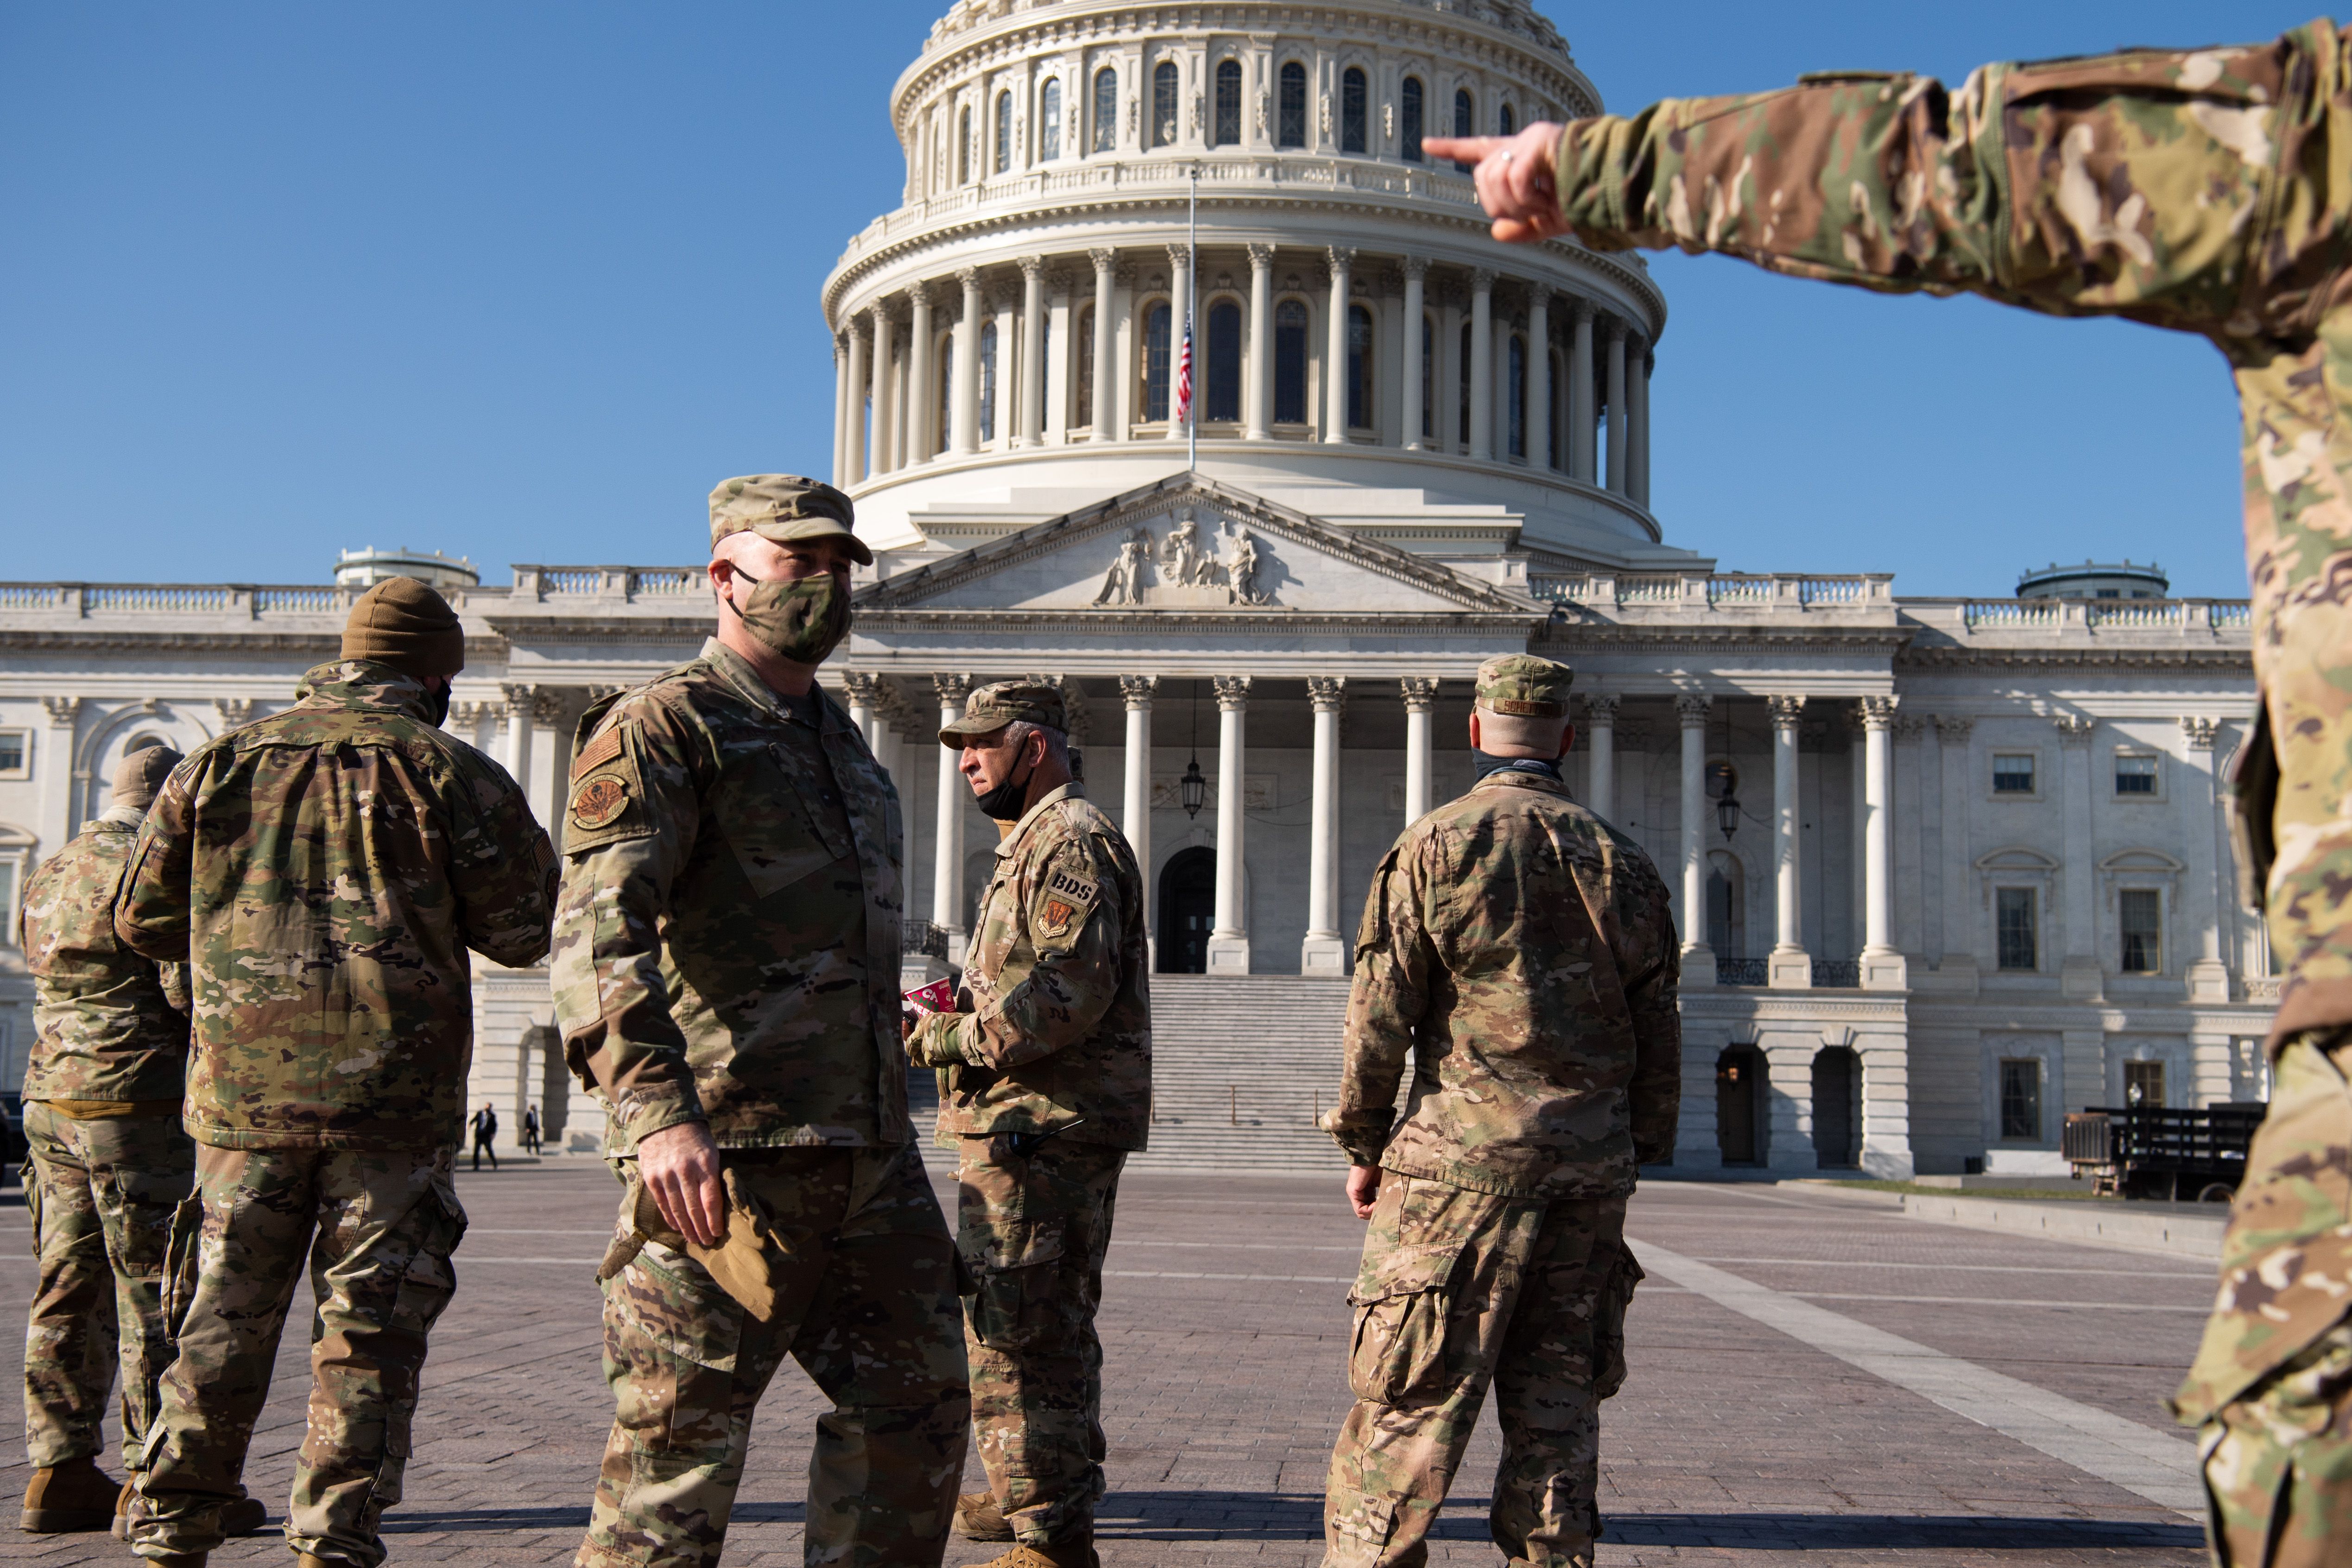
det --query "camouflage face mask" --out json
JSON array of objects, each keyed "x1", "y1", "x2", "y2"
[{"x1": 728, "y1": 566, "x2": 851, "y2": 667}]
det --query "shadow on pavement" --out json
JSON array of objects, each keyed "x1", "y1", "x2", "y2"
[{"x1": 1602, "y1": 1513, "x2": 2205, "y2": 1549}]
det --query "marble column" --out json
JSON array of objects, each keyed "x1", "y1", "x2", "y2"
[
  {"x1": 952, "y1": 268, "x2": 983, "y2": 455},
  {"x1": 1859, "y1": 696, "x2": 1904, "y2": 989},
  {"x1": 1568, "y1": 301, "x2": 1596, "y2": 482},
  {"x1": 1605, "y1": 322, "x2": 1628, "y2": 494},
  {"x1": 1304, "y1": 676, "x2": 1347, "y2": 973},
  {"x1": 1401, "y1": 677, "x2": 1437, "y2": 823},
  {"x1": 1768, "y1": 695, "x2": 1812, "y2": 988},
  {"x1": 2181, "y1": 717, "x2": 2229, "y2": 1002},
  {"x1": 1583, "y1": 692, "x2": 1618, "y2": 823},
  {"x1": 1245, "y1": 244, "x2": 1274, "y2": 439},
  {"x1": 907, "y1": 282, "x2": 935, "y2": 463},
  {"x1": 1631, "y1": 342, "x2": 1652, "y2": 506},
  {"x1": 866, "y1": 306, "x2": 890, "y2": 480},
  {"x1": 1525, "y1": 285, "x2": 1550, "y2": 472},
  {"x1": 1676, "y1": 695, "x2": 1714, "y2": 984},
  {"x1": 1089, "y1": 247, "x2": 1117, "y2": 439},
  {"x1": 1019, "y1": 257, "x2": 1046, "y2": 448},
  {"x1": 1120, "y1": 676, "x2": 1157, "y2": 955},
  {"x1": 1207, "y1": 675, "x2": 1252, "y2": 973},
  {"x1": 1397, "y1": 258, "x2": 1428, "y2": 451},
  {"x1": 844, "y1": 320, "x2": 870, "y2": 483},
  {"x1": 876, "y1": 314, "x2": 900, "y2": 476},
  {"x1": 38, "y1": 696, "x2": 82, "y2": 851},
  {"x1": 501, "y1": 684, "x2": 538, "y2": 825},
  {"x1": 843, "y1": 672, "x2": 880, "y2": 749},
  {"x1": 831, "y1": 335, "x2": 850, "y2": 486},
  {"x1": 933, "y1": 674, "x2": 973, "y2": 961},
  {"x1": 1467, "y1": 269, "x2": 1495, "y2": 460},
  {"x1": 1324, "y1": 247, "x2": 1353, "y2": 442},
  {"x1": 991, "y1": 290, "x2": 1017, "y2": 448},
  {"x1": 2055, "y1": 714, "x2": 2101, "y2": 1000}
]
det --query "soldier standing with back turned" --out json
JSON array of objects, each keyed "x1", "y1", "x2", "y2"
[
  {"x1": 15, "y1": 744, "x2": 256, "y2": 1542},
  {"x1": 555, "y1": 475, "x2": 967, "y2": 1568},
  {"x1": 1319, "y1": 656, "x2": 1678, "y2": 1568},
  {"x1": 907, "y1": 682, "x2": 1151, "y2": 1568},
  {"x1": 114, "y1": 577, "x2": 556, "y2": 1568},
  {"x1": 1427, "y1": 26, "x2": 2352, "y2": 1561}
]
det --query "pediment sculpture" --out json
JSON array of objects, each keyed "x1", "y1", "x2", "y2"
[{"x1": 1091, "y1": 509, "x2": 1277, "y2": 608}]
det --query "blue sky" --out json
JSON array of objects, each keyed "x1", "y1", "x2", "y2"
[{"x1": 0, "y1": 3, "x2": 2297, "y2": 596}]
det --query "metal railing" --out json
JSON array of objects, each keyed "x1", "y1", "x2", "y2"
[
  {"x1": 1716, "y1": 957, "x2": 1770, "y2": 986},
  {"x1": 903, "y1": 919, "x2": 948, "y2": 960},
  {"x1": 1811, "y1": 959, "x2": 1861, "y2": 989}
]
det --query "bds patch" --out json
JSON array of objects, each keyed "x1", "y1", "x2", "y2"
[
  {"x1": 571, "y1": 773, "x2": 631, "y2": 829},
  {"x1": 1034, "y1": 861, "x2": 1101, "y2": 941}
]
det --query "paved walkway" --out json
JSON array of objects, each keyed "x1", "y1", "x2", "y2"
[{"x1": 1, "y1": 1166, "x2": 2215, "y2": 1566}]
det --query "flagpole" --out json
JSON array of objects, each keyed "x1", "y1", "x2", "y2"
[{"x1": 1187, "y1": 163, "x2": 1198, "y2": 472}]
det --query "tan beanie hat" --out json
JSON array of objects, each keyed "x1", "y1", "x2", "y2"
[
  {"x1": 341, "y1": 577, "x2": 466, "y2": 679},
  {"x1": 111, "y1": 745, "x2": 183, "y2": 811}
]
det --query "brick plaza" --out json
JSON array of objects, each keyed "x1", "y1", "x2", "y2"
[{"x1": 2, "y1": 1165, "x2": 2213, "y2": 1567}]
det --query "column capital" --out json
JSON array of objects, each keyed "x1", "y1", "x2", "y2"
[
  {"x1": 449, "y1": 700, "x2": 495, "y2": 728},
  {"x1": 1524, "y1": 280, "x2": 1551, "y2": 310},
  {"x1": 2181, "y1": 715, "x2": 2219, "y2": 750},
  {"x1": 1088, "y1": 246, "x2": 1119, "y2": 275},
  {"x1": 1933, "y1": 713, "x2": 1974, "y2": 744},
  {"x1": 1892, "y1": 713, "x2": 1925, "y2": 744},
  {"x1": 934, "y1": 673, "x2": 974, "y2": 707},
  {"x1": 1767, "y1": 694, "x2": 1806, "y2": 728},
  {"x1": 1400, "y1": 676, "x2": 1439, "y2": 713},
  {"x1": 955, "y1": 266, "x2": 984, "y2": 292},
  {"x1": 499, "y1": 683, "x2": 539, "y2": 710},
  {"x1": 2053, "y1": 713, "x2": 2095, "y2": 745},
  {"x1": 42, "y1": 695, "x2": 82, "y2": 727},
  {"x1": 1326, "y1": 246, "x2": 1356, "y2": 278},
  {"x1": 1212, "y1": 674, "x2": 1252, "y2": 709},
  {"x1": 1674, "y1": 693, "x2": 1711, "y2": 726},
  {"x1": 1570, "y1": 297, "x2": 1595, "y2": 324},
  {"x1": 1246, "y1": 242, "x2": 1276, "y2": 270},
  {"x1": 1018, "y1": 255, "x2": 1047, "y2": 282},
  {"x1": 841, "y1": 671, "x2": 885, "y2": 706},
  {"x1": 1581, "y1": 691, "x2": 1620, "y2": 721},
  {"x1": 1307, "y1": 675, "x2": 1347, "y2": 710},
  {"x1": 530, "y1": 690, "x2": 565, "y2": 727},
  {"x1": 1468, "y1": 266, "x2": 1497, "y2": 292},
  {"x1": 1167, "y1": 243, "x2": 1192, "y2": 271},
  {"x1": 1857, "y1": 695, "x2": 1899, "y2": 731},
  {"x1": 1119, "y1": 674, "x2": 1159, "y2": 708},
  {"x1": 1400, "y1": 253, "x2": 1429, "y2": 281},
  {"x1": 1605, "y1": 316, "x2": 1629, "y2": 343},
  {"x1": 907, "y1": 278, "x2": 935, "y2": 310},
  {"x1": 213, "y1": 696, "x2": 255, "y2": 728}
]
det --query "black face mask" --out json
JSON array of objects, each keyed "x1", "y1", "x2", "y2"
[
  {"x1": 974, "y1": 740, "x2": 1039, "y2": 822},
  {"x1": 425, "y1": 681, "x2": 451, "y2": 727},
  {"x1": 1474, "y1": 750, "x2": 1561, "y2": 782}
]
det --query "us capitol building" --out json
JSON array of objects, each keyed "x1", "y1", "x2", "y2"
[{"x1": 0, "y1": 0, "x2": 2274, "y2": 1178}]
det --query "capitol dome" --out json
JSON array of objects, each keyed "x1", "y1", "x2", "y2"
[{"x1": 822, "y1": 0, "x2": 1688, "y2": 575}]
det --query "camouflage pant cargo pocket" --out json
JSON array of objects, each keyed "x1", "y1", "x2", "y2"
[
  {"x1": 1348, "y1": 1241, "x2": 1468, "y2": 1405},
  {"x1": 961, "y1": 1217, "x2": 1065, "y2": 1352},
  {"x1": 606, "y1": 1247, "x2": 746, "y2": 1456},
  {"x1": 388, "y1": 1182, "x2": 466, "y2": 1337},
  {"x1": 159, "y1": 1194, "x2": 204, "y2": 1342},
  {"x1": 1593, "y1": 1242, "x2": 1644, "y2": 1401}
]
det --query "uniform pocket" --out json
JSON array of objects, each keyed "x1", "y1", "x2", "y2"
[
  {"x1": 160, "y1": 1195, "x2": 205, "y2": 1341},
  {"x1": 1593, "y1": 1242, "x2": 1645, "y2": 1400},
  {"x1": 1347, "y1": 1240, "x2": 1467, "y2": 1405},
  {"x1": 389, "y1": 1181, "x2": 468, "y2": 1337},
  {"x1": 961, "y1": 1215, "x2": 1065, "y2": 1350}
]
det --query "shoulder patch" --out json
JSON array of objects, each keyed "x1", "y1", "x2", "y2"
[
  {"x1": 572, "y1": 726, "x2": 626, "y2": 783},
  {"x1": 563, "y1": 724, "x2": 652, "y2": 854},
  {"x1": 1033, "y1": 859, "x2": 1103, "y2": 942}
]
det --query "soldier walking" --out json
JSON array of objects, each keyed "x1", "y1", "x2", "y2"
[
  {"x1": 1319, "y1": 656, "x2": 1678, "y2": 1568},
  {"x1": 114, "y1": 577, "x2": 556, "y2": 1568},
  {"x1": 14, "y1": 745, "x2": 259, "y2": 1542},
  {"x1": 556, "y1": 475, "x2": 967, "y2": 1568},
  {"x1": 908, "y1": 682, "x2": 1151, "y2": 1568},
  {"x1": 1426, "y1": 26, "x2": 2352, "y2": 1561}
]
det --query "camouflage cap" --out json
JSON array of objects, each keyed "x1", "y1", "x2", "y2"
[
  {"x1": 708, "y1": 474, "x2": 873, "y2": 567},
  {"x1": 111, "y1": 744, "x2": 183, "y2": 810},
  {"x1": 939, "y1": 681, "x2": 1067, "y2": 747},
  {"x1": 1474, "y1": 654, "x2": 1574, "y2": 718}
]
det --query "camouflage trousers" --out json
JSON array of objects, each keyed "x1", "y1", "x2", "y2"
[
  {"x1": 20, "y1": 1100, "x2": 194, "y2": 1470},
  {"x1": 955, "y1": 1136, "x2": 1125, "y2": 1547},
  {"x1": 578, "y1": 1143, "x2": 968, "y2": 1568},
  {"x1": 1324, "y1": 1176, "x2": 1639, "y2": 1568},
  {"x1": 2201, "y1": 1316, "x2": 2352, "y2": 1566},
  {"x1": 130, "y1": 1144, "x2": 466, "y2": 1568}
]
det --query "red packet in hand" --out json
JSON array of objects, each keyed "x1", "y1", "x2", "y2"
[{"x1": 904, "y1": 977, "x2": 955, "y2": 1014}]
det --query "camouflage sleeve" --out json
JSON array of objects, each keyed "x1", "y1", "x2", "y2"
[
  {"x1": 112, "y1": 766, "x2": 198, "y2": 964},
  {"x1": 943, "y1": 832, "x2": 1128, "y2": 1070},
  {"x1": 446, "y1": 748, "x2": 557, "y2": 969},
  {"x1": 1616, "y1": 848, "x2": 1682, "y2": 1168},
  {"x1": 548, "y1": 697, "x2": 708, "y2": 1149},
  {"x1": 1551, "y1": 32, "x2": 2308, "y2": 332},
  {"x1": 1323, "y1": 830, "x2": 1439, "y2": 1166}
]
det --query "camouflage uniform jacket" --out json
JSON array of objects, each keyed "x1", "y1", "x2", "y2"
[
  {"x1": 19, "y1": 811, "x2": 191, "y2": 1104},
  {"x1": 550, "y1": 639, "x2": 910, "y2": 1153},
  {"x1": 1324, "y1": 769, "x2": 1679, "y2": 1199},
  {"x1": 114, "y1": 660, "x2": 555, "y2": 1151},
  {"x1": 911, "y1": 782, "x2": 1150, "y2": 1151}
]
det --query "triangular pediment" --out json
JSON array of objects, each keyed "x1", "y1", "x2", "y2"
[{"x1": 857, "y1": 474, "x2": 1536, "y2": 620}]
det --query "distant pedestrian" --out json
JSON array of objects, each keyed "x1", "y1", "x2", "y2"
[
  {"x1": 521, "y1": 1105, "x2": 540, "y2": 1155},
  {"x1": 470, "y1": 1105, "x2": 499, "y2": 1171}
]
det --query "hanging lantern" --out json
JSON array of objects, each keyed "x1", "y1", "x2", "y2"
[
  {"x1": 1716, "y1": 788, "x2": 1740, "y2": 840},
  {"x1": 1180, "y1": 758, "x2": 1207, "y2": 818}
]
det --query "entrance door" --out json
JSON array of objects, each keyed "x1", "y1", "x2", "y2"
[
  {"x1": 1158, "y1": 847, "x2": 1217, "y2": 974},
  {"x1": 1717, "y1": 1048, "x2": 1759, "y2": 1164},
  {"x1": 1812, "y1": 1047, "x2": 1859, "y2": 1168}
]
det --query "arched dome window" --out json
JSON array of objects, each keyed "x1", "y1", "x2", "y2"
[
  {"x1": 1347, "y1": 304, "x2": 1375, "y2": 429},
  {"x1": 1142, "y1": 302, "x2": 1172, "y2": 421},
  {"x1": 1205, "y1": 299, "x2": 1242, "y2": 422},
  {"x1": 979, "y1": 320, "x2": 999, "y2": 443},
  {"x1": 1507, "y1": 333, "x2": 1526, "y2": 458},
  {"x1": 1075, "y1": 303, "x2": 1096, "y2": 427},
  {"x1": 958, "y1": 104, "x2": 973, "y2": 183},
  {"x1": 1340, "y1": 67, "x2": 1367, "y2": 154},
  {"x1": 1499, "y1": 101, "x2": 1516, "y2": 136},
  {"x1": 1092, "y1": 67, "x2": 1118, "y2": 154},
  {"x1": 1400, "y1": 77, "x2": 1425, "y2": 162},
  {"x1": 1039, "y1": 78, "x2": 1062, "y2": 162},
  {"x1": 1549, "y1": 347, "x2": 1566, "y2": 469},
  {"x1": 1277, "y1": 62, "x2": 1308, "y2": 148},
  {"x1": 1152, "y1": 61, "x2": 1179, "y2": 149},
  {"x1": 1452, "y1": 88, "x2": 1474, "y2": 171},
  {"x1": 1213, "y1": 59, "x2": 1241, "y2": 147},
  {"x1": 1274, "y1": 299, "x2": 1309, "y2": 424},
  {"x1": 995, "y1": 90, "x2": 1013, "y2": 173}
]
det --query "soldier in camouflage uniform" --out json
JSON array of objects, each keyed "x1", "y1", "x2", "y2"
[
  {"x1": 554, "y1": 475, "x2": 967, "y2": 1568},
  {"x1": 114, "y1": 576, "x2": 556, "y2": 1568},
  {"x1": 1318, "y1": 655, "x2": 1677, "y2": 1568},
  {"x1": 905, "y1": 682, "x2": 1151, "y2": 1568},
  {"x1": 1424, "y1": 24, "x2": 2352, "y2": 1561},
  {"x1": 15, "y1": 745, "x2": 248, "y2": 1539}
]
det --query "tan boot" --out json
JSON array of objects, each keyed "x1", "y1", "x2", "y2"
[
  {"x1": 974, "y1": 1543, "x2": 1098, "y2": 1568},
  {"x1": 19, "y1": 1456, "x2": 118, "y2": 1532},
  {"x1": 221, "y1": 1496, "x2": 269, "y2": 1537},
  {"x1": 956, "y1": 1491, "x2": 1014, "y2": 1543}
]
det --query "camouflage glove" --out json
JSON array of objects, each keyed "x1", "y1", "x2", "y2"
[{"x1": 907, "y1": 1012, "x2": 969, "y2": 1069}]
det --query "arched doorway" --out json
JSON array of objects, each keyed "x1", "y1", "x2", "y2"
[
  {"x1": 1812, "y1": 1047, "x2": 1860, "y2": 1168},
  {"x1": 1716, "y1": 1045, "x2": 1764, "y2": 1165},
  {"x1": 1158, "y1": 847, "x2": 1217, "y2": 974}
]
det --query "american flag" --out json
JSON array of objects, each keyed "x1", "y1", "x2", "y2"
[{"x1": 1174, "y1": 313, "x2": 1194, "y2": 429}]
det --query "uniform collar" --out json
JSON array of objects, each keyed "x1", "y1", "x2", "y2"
[
  {"x1": 292, "y1": 659, "x2": 442, "y2": 723},
  {"x1": 994, "y1": 780, "x2": 1085, "y2": 858},
  {"x1": 701, "y1": 637, "x2": 838, "y2": 732},
  {"x1": 1475, "y1": 767, "x2": 1574, "y2": 801}
]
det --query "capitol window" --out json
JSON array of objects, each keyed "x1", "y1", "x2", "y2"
[
  {"x1": 1092, "y1": 67, "x2": 1117, "y2": 154},
  {"x1": 1273, "y1": 299, "x2": 1309, "y2": 425},
  {"x1": 1340, "y1": 67, "x2": 1367, "y2": 154},
  {"x1": 1995, "y1": 888, "x2": 2037, "y2": 971},
  {"x1": 979, "y1": 321, "x2": 999, "y2": 442},
  {"x1": 1401, "y1": 77, "x2": 1425, "y2": 161},
  {"x1": 958, "y1": 104, "x2": 972, "y2": 183},
  {"x1": 1038, "y1": 79, "x2": 1062, "y2": 161},
  {"x1": 1206, "y1": 299, "x2": 1242, "y2": 423},
  {"x1": 1142, "y1": 303, "x2": 1172, "y2": 422},
  {"x1": 1499, "y1": 101, "x2": 1516, "y2": 135},
  {"x1": 1992, "y1": 752, "x2": 2036, "y2": 796},
  {"x1": 1347, "y1": 304, "x2": 1375, "y2": 430},
  {"x1": 1075, "y1": 304, "x2": 1095, "y2": 428},
  {"x1": 2119, "y1": 888, "x2": 2163, "y2": 974},
  {"x1": 1213, "y1": 60, "x2": 1241, "y2": 147},
  {"x1": 1278, "y1": 62, "x2": 1308, "y2": 148},
  {"x1": 1153, "y1": 61, "x2": 1179, "y2": 149},
  {"x1": 936, "y1": 334, "x2": 954, "y2": 454},
  {"x1": 1998, "y1": 1058, "x2": 2042, "y2": 1140},
  {"x1": 1458, "y1": 320, "x2": 1471, "y2": 443},
  {"x1": 1420, "y1": 313, "x2": 1435, "y2": 440},
  {"x1": 1507, "y1": 334, "x2": 1526, "y2": 458},
  {"x1": 1452, "y1": 88, "x2": 1474, "y2": 170},
  {"x1": 0, "y1": 729, "x2": 25, "y2": 780},
  {"x1": 995, "y1": 90, "x2": 1012, "y2": 173},
  {"x1": 2114, "y1": 751, "x2": 2160, "y2": 798}
]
